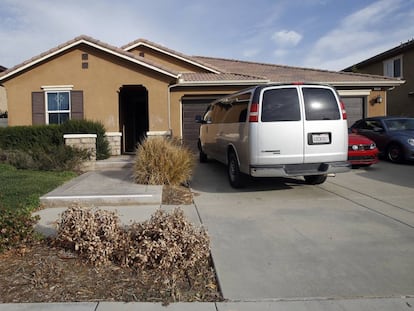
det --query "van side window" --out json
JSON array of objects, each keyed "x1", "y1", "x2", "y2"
[
  {"x1": 261, "y1": 88, "x2": 301, "y2": 122},
  {"x1": 208, "y1": 92, "x2": 251, "y2": 124},
  {"x1": 303, "y1": 88, "x2": 340, "y2": 120},
  {"x1": 223, "y1": 93, "x2": 250, "y2": 123}
]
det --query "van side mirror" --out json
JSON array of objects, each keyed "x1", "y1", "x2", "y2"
[{"x1": 195, "y1": 115, "x2": 204, "y2": 123}]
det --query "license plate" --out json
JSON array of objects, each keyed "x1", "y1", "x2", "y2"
[{"x1": 311, "y1": 133, "x2": 331, "y2": 144}]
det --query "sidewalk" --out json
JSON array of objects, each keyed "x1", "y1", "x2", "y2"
[{"x1": 1, "y1": 297, "x2": 413, "y2": 310}]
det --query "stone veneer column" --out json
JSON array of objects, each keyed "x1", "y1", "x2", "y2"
[
  {"x1": 105, "y1": 132, "x2": 122, "y2": 156},
  {"x1": 64, "y1": 134, "x2": 97, "y2": 161}
]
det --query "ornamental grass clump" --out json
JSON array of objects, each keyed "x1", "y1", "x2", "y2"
[{"x1": 133, "y1": 137, "x2": 195, "y2": 186}]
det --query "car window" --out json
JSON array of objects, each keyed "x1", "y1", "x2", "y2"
[
  {"x1": 385, "y1": 119, "x2": 414, "y2": 131},
  {"x1": 303, "y1": 88, "x2": 340, "y2": 120},
  {"x1": 364, "y1": 120, "x2": 383, "y2": 131},
  {"x1": 261, "y1": 88, "x2": 301, "y2": 122}
]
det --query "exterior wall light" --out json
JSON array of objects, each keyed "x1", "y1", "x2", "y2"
[{"x1": 375, "y1": 95, "x2": 383, "y2": 104}]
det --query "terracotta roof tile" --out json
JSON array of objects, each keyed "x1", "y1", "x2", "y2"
[
  {"x1": 122, "y1": 38, "x2": 222, "y2": 73},
  {"x1": 179, "y1": 72, "x2": 268, "y2": 83},
  {"x1": 192, "y1": 56, "x2": 401, "y2": 85}
]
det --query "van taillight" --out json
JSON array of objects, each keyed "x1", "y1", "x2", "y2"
[
  {"x1": 340, "y1": 101, "x2": 347, "y2": 120},
  {"x1": 249, "y1": 103, "x2": 259, "y2": 122}
]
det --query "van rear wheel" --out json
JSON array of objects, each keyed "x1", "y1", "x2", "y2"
[
  {"x1": 228, "y1": 152, "x2": 245, "y2": 188},
  {"x1": 304, "y1": 174, "x2": 327, "y2": 185}
]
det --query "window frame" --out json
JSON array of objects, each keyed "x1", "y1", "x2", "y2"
[
  {"x1": 41, "y1": 85, "x2": 73, "y2": 125},
  {"x1": 383, "y1": 55, "x2": 403, "y2": 78}
]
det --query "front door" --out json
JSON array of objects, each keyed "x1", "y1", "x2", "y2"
[{"x1": 119, "y1": 85, "x2": 149, "y2": 153}]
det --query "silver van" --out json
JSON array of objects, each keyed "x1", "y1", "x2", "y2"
[{"x1": 196, "y1": 83, "x2": 350, "y2": 188}]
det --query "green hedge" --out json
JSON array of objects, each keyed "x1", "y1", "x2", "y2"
[
  {"x1": 0, "y1": 119, "x2": 111, "y2": 170},
  {"x1": 0, "y1": 124, "x2": 62, "y2": 151}
]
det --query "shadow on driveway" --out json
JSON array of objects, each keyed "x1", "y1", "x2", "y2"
[{"x1": 190, "y1": 160, "x2": 306, "y2": 194}]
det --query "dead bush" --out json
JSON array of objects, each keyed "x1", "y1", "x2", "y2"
[
  {"x1": 55, "y1": 206, "x2": 212, "y2": 300},
  {"x1": 133, "y1": 137, "x2": 195, "y2": 186},
  {"x1": 56, "y1": 206, "x2": 122, "y2": 266},
  {"x1": 115, "y1": 208, "x2": 211, "y2": 298}
]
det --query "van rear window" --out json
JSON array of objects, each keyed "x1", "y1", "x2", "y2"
[
  {"x1": 261, "y1": 88, "x2": 301, "y2": 122},
  {"x1": 303, "y1": 88, "x2": 340, "y2": 120}
]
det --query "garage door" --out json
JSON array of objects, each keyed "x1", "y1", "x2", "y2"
[
  {"x1": 182, "y1": 96, "x2": 221, "y2": 152},
  {"x1": 342, "y1": 97, "x2": 364, "y2": 127}
]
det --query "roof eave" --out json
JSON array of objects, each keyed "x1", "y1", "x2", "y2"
[
  {"x1": 327, "y1": 80, "x2": 405, "y2": 87},
  {"x1": 125, "y1": 41, "x2": 221, "y2": 74},
  {"x1": 176, "y1": 79, "x2": 270, "y2": 86},
  {"x1": 0, "y1": 38, "x2": 178, "y2": 82}
]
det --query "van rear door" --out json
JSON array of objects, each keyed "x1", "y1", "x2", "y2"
[
  {"x1": 251, "y1": 86, "x2": 304, "y2": 165},
  {"x1": 301, "y1": 86, "x2": 348, "y2": 163}
]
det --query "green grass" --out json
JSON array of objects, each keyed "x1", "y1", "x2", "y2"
[{"x1": 0, "y1": 163, "x2": 77, "y2": 211}]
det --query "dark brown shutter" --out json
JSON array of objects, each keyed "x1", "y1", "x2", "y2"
[
  {"x1": 71, "y1": 91, "x2": 83, "y2": 120},
  {"x1": 32, "y1": 92, "x2": 45, "y2": 125}
]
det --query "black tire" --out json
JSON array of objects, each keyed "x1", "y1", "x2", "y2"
[
  {"x1": 228, "y1": 151, "x2": 245, "y2": 188},
  {"x1": 198, "y1": 140, "x2": 208, "y2": 163},
  {"x1": 386, "y1": 143, "x2": 403, "y2": 163},
  {"x1": 199, "y1": 150, "x2": 208, "y2": 163},
  {"x1": 304, "y1": 174, "x2": 327, "y2": 185}
]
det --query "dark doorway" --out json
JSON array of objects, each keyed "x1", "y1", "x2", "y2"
[{"x1": 119, "y1": 85, "x2": 149, "y2": 153}]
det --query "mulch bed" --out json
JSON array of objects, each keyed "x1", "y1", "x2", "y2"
[{"x1": 0, "y1": 240, "x2": 221, "y2": 303}]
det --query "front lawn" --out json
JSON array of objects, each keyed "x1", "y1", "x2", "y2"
[{"x1": 0, "y1": 163, "x2": 76, "y2": 211}]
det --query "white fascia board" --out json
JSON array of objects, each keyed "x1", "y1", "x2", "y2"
[
  {"x1": 84, "y1": 40, "x2": 178, "y2": 78},
  {"x1": 177, "y1": 80, "x2": 269, "y2": 86},
  {"x1": 126, "y1": 42, "x2": 221, "y2": 74},
  {"x1": 328, "y1": 80, "x2": 406, "y2": 87},
  {"x1": 0, "y1": 39, "x2": 178, "y2": 81}
]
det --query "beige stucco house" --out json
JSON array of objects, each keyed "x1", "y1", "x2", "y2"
[
  {"x1": 343, "y1": 39, "x2": 413, "y2": 117},
  {"x1": 0, "y1": 35, "x2": 404, "y2": 153}
]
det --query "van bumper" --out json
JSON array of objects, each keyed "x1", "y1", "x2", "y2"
[{"x1": 250, "y1": 161, "x2": 351, "y2": 177}]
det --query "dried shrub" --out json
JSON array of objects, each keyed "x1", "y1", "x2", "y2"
[
  {"x1": 56, "y1": 206, "x2": 122, "y2": 266},
  {"x1": 133, "y1": 137, "x2": 195, "y2": 186},
  {"x1": 117, "y1": 208, "x2": 210, "y2": 271},
  {"x1": 55, "y1": 206, "x2": 212, "y2": 300}
]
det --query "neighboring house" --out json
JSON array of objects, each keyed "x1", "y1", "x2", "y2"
[
  {"x1": 343, "y1": 39, "x2": 414, "y2": 117},
  {"x1": 0, "y1": 35, "x2": 404, "y2": 154},
  {"x1": 0, "y1": 65, "x2": 7, "y2": 127}
]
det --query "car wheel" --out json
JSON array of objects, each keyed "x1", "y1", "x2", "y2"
[
  {"x1": 304, "y1": 174, "x2": 327, "y2": 185},
  {"x1": 228, "y1": 151, "x2": 245, "y2": 188},
  {"x1": 199, "y1": 150, "x2": 207, "y2": 163},
  {"x1": 198, "y1": 140, "x2": 208, "y2": 163},
  {"x1": 387, "y1": 143, "x2": 403, "y2": 163}
]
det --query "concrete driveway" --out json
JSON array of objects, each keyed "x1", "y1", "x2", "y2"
[{"x1": 190, "y1": 160, "x2": 414, "y2": 301}]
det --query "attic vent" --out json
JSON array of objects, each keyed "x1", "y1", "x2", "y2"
[
  {"x1": 82, "y1": 53, "x2": 88, "y2": 60},
  {"x1": 139, "y1": 52, "x2": 145, "y2": 57}
]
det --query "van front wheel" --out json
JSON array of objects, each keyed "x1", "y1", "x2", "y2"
[
  {"x1": 304, "y1": 174, "x2": 327, "y2": 185},
  {"x1": 228, "y1": 152, "x2": 245, "y2": 188}
]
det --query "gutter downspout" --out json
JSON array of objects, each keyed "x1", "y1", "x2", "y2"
[{"x1": 167, "y1": 74, "x2": 182, "y2": 136}]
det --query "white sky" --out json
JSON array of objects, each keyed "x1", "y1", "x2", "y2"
[{"x1": 0, "y1": 0, "x2": 413, "y2": 71}]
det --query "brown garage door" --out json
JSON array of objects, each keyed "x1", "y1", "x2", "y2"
[
  {"x1": 182, "y1": 96, "x2": 221, "y2": 152},
  {"x1": 342, "y1": 97, "x2": 365, "y2": 127}
]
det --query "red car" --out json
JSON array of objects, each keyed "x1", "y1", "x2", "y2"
[{"x1": 348, "y1": 132, "x2": 379, "y2": 167}]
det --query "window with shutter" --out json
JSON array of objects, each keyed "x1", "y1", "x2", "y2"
[
  {"x1": 32, "y1": 92, "x2": 45, "y2": 125},
  {"x1": 71, "y1": 91, "x2": 83, "y2": 120},
  {"x1": 33, "y1": 87, "x2": 84, "y2": 125}
]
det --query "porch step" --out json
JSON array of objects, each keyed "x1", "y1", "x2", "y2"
[
  {"x1": 94, "y1": 155, "x2": 135, "y2": 170},
  {"x1": 39, "y1": 169, "x2": 162, "y2": 208}
]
